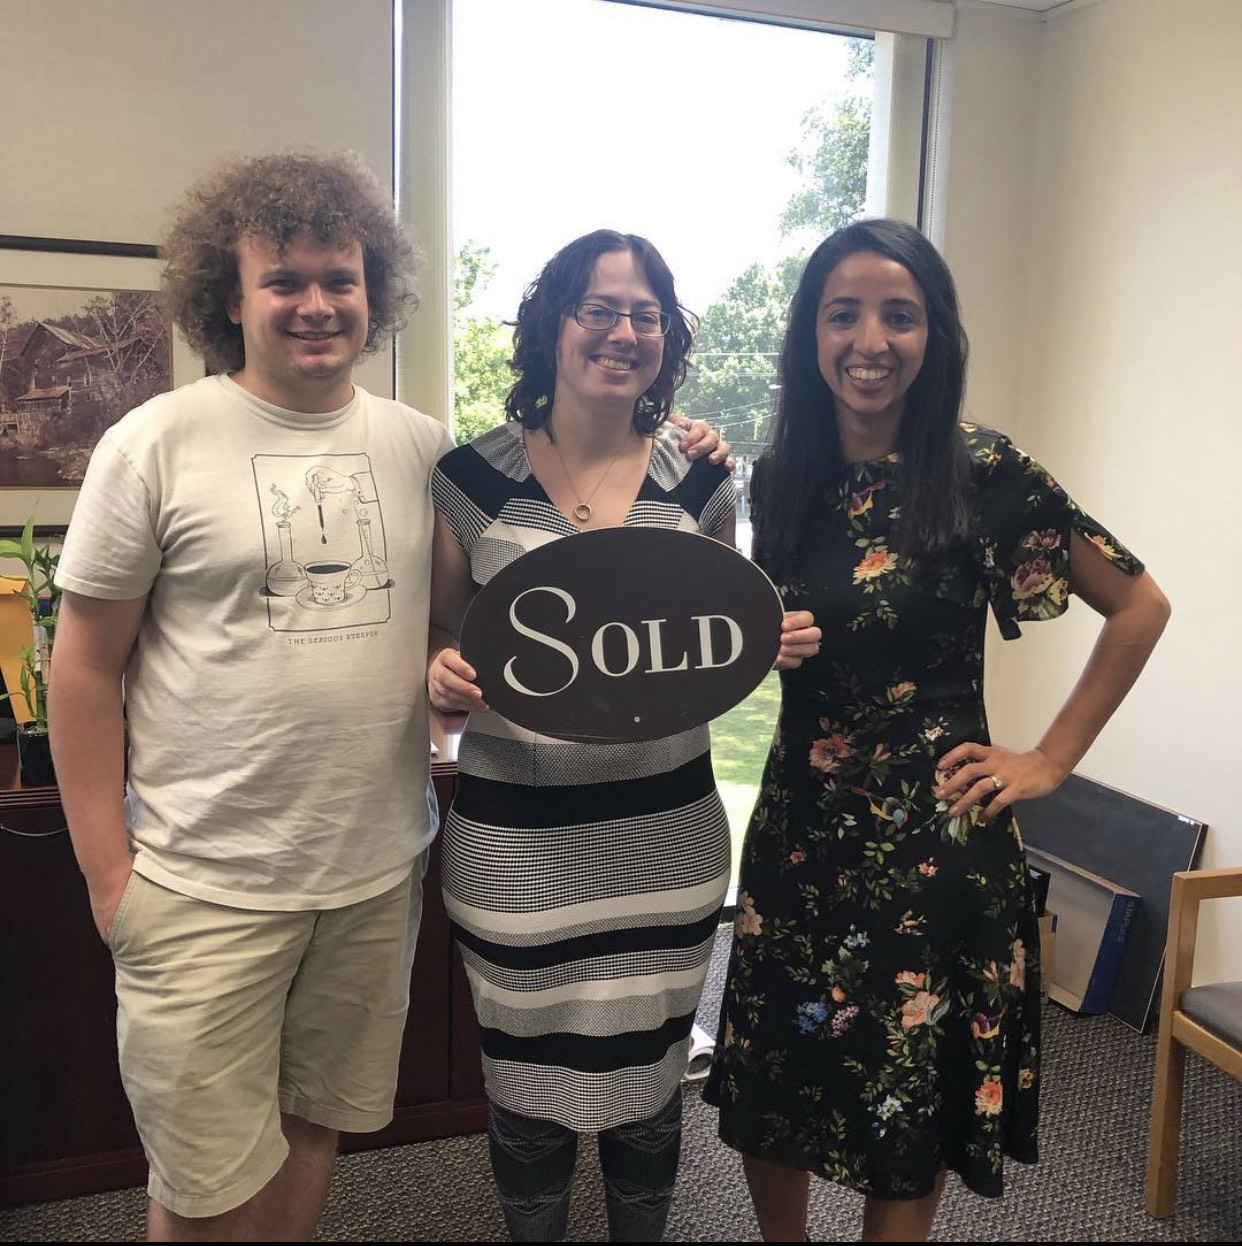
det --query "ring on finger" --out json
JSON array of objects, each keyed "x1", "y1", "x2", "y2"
[{"x1": 989, "y1": 775, "x2": 1004, "y2": 792}]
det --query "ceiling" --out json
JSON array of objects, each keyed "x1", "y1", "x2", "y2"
[{"x1": 967, "y1": 0, "x2": 1086, "y2": 12}]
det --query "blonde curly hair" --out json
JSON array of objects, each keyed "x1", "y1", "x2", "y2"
[{"x1": 161, "y1": 151, "x2": 418, "y2": 373}]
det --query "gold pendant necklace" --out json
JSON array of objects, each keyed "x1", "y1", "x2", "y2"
[{"x1": 541, "y1": 431, "x2": 622, "y2": 525}]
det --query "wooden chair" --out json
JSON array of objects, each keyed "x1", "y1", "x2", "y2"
[{"x1": 1145, "y1": 867, "x2": 1242, "y2": 1217}]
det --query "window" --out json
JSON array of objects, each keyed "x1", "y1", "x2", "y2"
[{"x1": 451, "y1": 0, "x2": 880, "y2": 454}]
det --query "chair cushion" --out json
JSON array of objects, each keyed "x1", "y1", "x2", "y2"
[{"x1": 1182, "y1": 982, "x2": 1242, "y2": 1046}]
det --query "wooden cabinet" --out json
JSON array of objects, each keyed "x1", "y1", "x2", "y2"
[{"x1": 0, "y1": 751, "x2": 485, "y2": 1206}]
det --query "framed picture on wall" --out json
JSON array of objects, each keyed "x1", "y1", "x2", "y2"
[{"x1": 0, "y1": 235, "x2": 200, "y2": 536}]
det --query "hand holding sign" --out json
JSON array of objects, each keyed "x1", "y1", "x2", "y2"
[
  {"x1": 777, "y1": 610, "x2": 821, "y2": 669},
  {"x1": 458, "y1": 528, "x2": 786, "y2": 743},
  {"x1": 428, "y1": 646, "x2": 489, "y2": 716}
]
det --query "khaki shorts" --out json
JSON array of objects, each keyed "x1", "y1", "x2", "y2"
[{"x1": 108, "y1": 857, "x2": 425, "y2": 1218}]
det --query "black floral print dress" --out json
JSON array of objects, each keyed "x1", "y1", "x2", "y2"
[{"x1": 703, "y1": 426, "x2": 1143, "y2": 1199}]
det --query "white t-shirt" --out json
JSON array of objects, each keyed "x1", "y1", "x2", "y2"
[{"x1": 56, "y1": 374, "x2": 454, "y2": 910}]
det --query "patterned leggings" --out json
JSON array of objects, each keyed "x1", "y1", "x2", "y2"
[{"x1": 487, "y1": 1092, "x2": 683, "y2": 1242}]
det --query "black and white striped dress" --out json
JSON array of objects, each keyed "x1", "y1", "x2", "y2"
[{"x1": 432, "y1": 421, "x2": 734, "y2": 1132}]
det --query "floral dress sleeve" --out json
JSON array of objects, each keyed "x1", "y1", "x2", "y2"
[{"x1": 965, "y1": 425, "x2": 1144, "y2": 640}]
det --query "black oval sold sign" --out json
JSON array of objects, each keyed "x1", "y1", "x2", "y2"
[{"x1": 459, "y1": 527, "x2": 783, "y2": 742}]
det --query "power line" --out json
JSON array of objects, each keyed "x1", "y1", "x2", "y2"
[{"x1": 682, "y1": 399, "x2": 773, "y2": 420}]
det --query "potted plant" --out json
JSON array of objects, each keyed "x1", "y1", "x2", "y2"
[{"x1": 0, "y1": 515, "x2": 61, "y2": 787}]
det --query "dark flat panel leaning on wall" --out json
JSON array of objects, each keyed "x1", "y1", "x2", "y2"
[{"x1": 1015, "y1": 772, "x2": 1206, "y2": 1033}]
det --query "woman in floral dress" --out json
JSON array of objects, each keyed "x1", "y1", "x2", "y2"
[{"x1": 703, "y1": 219, "x2": 1170, "y2": 1242}]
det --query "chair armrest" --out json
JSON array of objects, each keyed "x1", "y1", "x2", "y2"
[{"x1": 1171, "y1": 867, "x2": 1242, "y2": 904}]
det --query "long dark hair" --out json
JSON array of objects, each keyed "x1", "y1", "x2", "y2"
[
  {"x1": 504, "y1": 230, "x2": 696, "y2": 435},
  {"x1": 755, "y1": 219, "x2": 972, "y2": 578}
]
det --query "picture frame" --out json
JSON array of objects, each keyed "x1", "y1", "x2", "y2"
[{"x1": 0, "y1": 235, "x2": 201, "y2": 536}]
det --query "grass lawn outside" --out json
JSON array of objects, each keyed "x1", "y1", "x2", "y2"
[{"x1": 710, "y1": 670, "x2": 782, "y2": 880}]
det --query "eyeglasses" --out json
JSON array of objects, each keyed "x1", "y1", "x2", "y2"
[{"x1": 571, "y1": 302, "x2": 671, "y2": 337}]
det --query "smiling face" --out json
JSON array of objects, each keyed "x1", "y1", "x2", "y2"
[
  {"x1": 815, "y1": 250, "x2": 928, "y2": 453},
  {"x1": 228, "y1": 231, "x2": 368, "y2": 413},
  {"x1": 552, "y1": 249, "x2": 665, "y2": 420}
]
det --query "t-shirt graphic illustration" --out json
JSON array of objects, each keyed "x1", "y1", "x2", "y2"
[{"x1": 254, "y1": 453, "x2": 393, "y2": 632}]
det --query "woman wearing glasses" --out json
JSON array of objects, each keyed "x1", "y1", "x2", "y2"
[{"x1": 428, "y1": 229, "x2": 817, "y2": 1242}]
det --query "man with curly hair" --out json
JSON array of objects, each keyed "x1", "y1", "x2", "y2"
[{"x1": 47, "y1": 151, "x2": 454, "y2": 1241}]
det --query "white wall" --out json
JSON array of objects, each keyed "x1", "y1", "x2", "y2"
[
  {"x1": 942, "y1": 0, "x2": 1242, "y2": 983},
  {"x1": 0, "y1": 0, "x2": 395, "y2": 398},
  {"x1": 938, "y1": 4, "x2": 1042, "y2": 430}
]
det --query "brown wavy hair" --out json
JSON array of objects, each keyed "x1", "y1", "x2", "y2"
[
  {"x1": 161, "y1": 151, "x2": 418, "y2": 373},
  {"x1": 504, "y1": 230, "x2": 697, "y2": 434}
]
